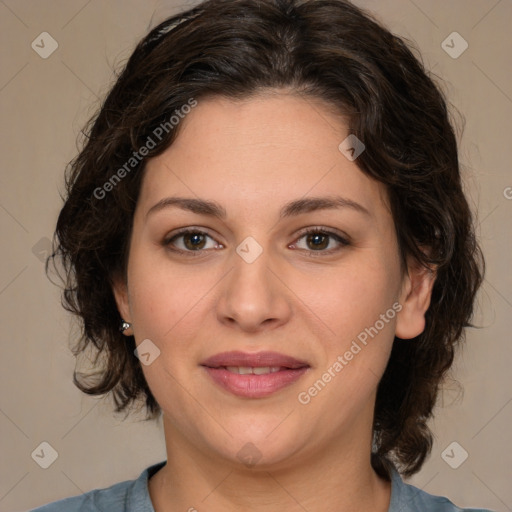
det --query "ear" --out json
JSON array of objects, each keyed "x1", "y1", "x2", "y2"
[
  {"x1": 395, "y1": 256, "x2": 436, "y2": 340},
  {"x1": 111, "y1": 273, "x2": 132, "y2": 326}
]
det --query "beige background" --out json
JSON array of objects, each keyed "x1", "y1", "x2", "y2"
[{"x1": 0, "y1": 1, "x2": 511, "y2": 511}]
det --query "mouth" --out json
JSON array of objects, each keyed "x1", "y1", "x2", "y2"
[
  {"x1": 201, "y1": 351, "x2": 310, "y2": 398},
  {"x1": 222, "y1": 366, "x2": 286, "y2": 374}
]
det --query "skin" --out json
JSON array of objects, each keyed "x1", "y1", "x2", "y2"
[{"x1": 113, "y1": 91, "x2": 435, "y2": 512}]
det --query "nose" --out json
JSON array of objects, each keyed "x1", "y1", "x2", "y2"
[{"x1": 215, "y1": 246, "x2": 293, "y2": 333}]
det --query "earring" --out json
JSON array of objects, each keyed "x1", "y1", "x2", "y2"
[{"x1": 119, "y1": 321, "x2": 132, "y2": 333}]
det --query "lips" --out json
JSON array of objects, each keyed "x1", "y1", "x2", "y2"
[
  {"x1": 201, "y1": 351, "x2": 309, "y2": 370},
  {"x1": 201, "y1": 351, "x2": 310, "y2": 398}
]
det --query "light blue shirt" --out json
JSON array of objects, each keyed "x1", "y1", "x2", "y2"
[{"x1": 30, "y1": 460, "x2": 495, "y2": 511}]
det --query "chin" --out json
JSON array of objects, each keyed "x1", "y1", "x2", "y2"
[{"x1": 221, "y1": 426, "x2": 307, "y2": 469}]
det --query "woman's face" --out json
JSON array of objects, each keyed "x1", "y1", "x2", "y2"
[{"x1": 114, "y1": 92, "x2": 431, "y2": 468}]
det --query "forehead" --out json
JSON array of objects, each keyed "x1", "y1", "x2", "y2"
[{"x1": 138, "y1": 92, "x2": 390, "y2": 220}]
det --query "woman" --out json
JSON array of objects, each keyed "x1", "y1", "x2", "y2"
[{"x1": 34, "y1": 0, "x2": 492, "y2": 510}]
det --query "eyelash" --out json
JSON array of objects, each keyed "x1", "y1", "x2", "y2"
[{"x1": 163, "y1": 227, "x2": 350, "y2": 257}]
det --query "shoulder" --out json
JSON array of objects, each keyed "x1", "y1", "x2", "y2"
[
  {"x1": 30, "y1": 461, "x2": 166, "y2": 512},
  {"x1": 29, "y1": 479, "x2": 132, "y2": 511},
  {"x1": 389, "y1": 467, "x2": 496, "y2": 512}
]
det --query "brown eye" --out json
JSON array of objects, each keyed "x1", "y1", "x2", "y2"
[
  {"x1": 305, "y1": 232, "x2": 330, "y2": 250},
  {"x1": 291, "y1": 228, "x2": 350, "y2": 254},
  {"x1": 182, "y1": 232, "x2": 207, "y2": 250},
  {"x1": 164, "y1": 229, "x2": 222, "y2": 254}
]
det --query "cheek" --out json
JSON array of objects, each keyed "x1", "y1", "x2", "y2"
[
  {"x1": 295, "y1": 269, "x2": 398, "y2": 424},
  {"x1": 126, "y1": 253, "x2": 207, "y2": 407},
  {"x1": 126, "y1": 244, "x2": 207, "y2": 338},
  {"x1": 295, "y1": 258, "x2": 400, "y2": 342},
  {"x1": 295, "y1": 259, "x2": 400, "y2": 414}
]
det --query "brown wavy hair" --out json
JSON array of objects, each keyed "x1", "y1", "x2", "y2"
[{"x1": 48, "y1": 0, "x2": 484, "y2": 479}]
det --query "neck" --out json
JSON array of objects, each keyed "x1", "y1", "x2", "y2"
[{"x1": 148, "y1": 417, "x2": 391, "y2": 512}]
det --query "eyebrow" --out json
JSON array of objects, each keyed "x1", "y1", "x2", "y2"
[{"x1": 145, "y1": 195, "x2": 371, "y2": 220}]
